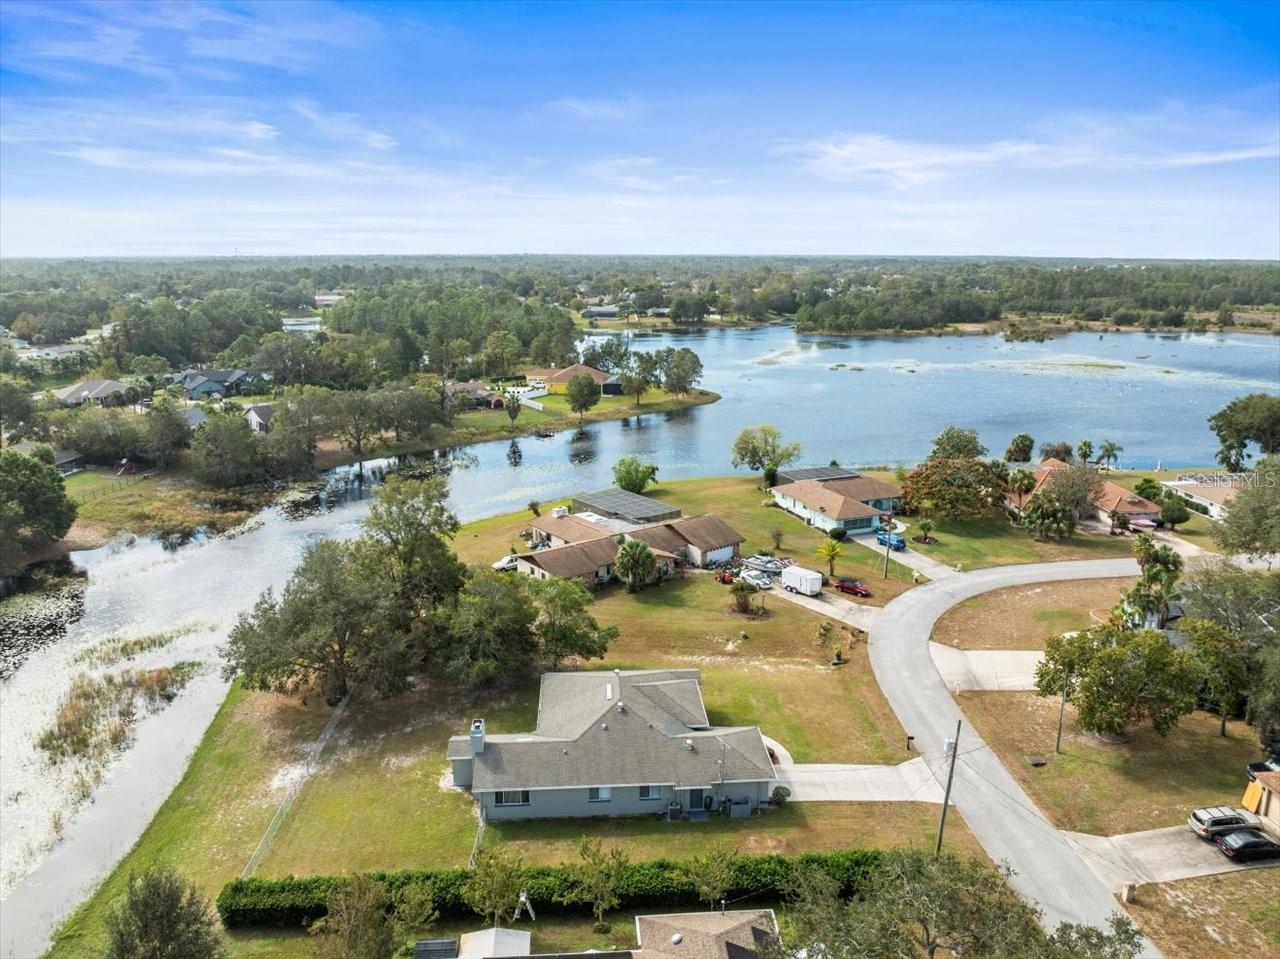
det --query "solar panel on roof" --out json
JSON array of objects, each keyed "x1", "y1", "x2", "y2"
[{"x1": 777, "y1": 466, "x2": 862, "y2": 483}]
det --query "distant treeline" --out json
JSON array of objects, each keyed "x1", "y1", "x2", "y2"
[{"x1": 2, "y1": 257, "x2": 1277, "y2": 351}]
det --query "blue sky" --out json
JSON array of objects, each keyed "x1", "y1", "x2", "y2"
[{"x1": 1, "y1": 0, "x2": 1277, "y2": 258}]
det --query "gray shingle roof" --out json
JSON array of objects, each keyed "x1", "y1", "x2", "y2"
[{"x1": 450, "y1": 670, "x2": 775, "y2": 792}]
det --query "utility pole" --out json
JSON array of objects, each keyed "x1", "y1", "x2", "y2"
[
  {"x1": 1055, "y1": 673, "x2": 1070, "y2": 754},
  {"x1": 934, "y1": 720, "x2": 961, "y2": 855}
]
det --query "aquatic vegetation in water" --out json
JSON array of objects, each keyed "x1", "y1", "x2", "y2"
[
  {"x1": 36, "y1": 662, "x2": 201, "y2": 765},
  {"x1": 73, "y1": 622, "x2": 210, "y2": 668},
  {"x1": 0, "y1": 581, "x2": 87, "y2": 681}
]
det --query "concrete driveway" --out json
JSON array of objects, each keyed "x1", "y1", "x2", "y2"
[
  {"x1": 868, "y1": 558, "x2": 1158, "y2": 952},
  {"x1": 768, "y1": 584, "x2": 880, "y2": 632},
  {"x1": 929, "y1": 642, "x2": 1044, "y2": 691},
  {"x1": 850, "y1": 523, "x2": 961, "y2": 580},
  {"x1": 776, "y1": 757, "x2": 945, "y2": 803},
  {"x1": 1067, "y1": 825, "x2": 1280, "y2": 889}
]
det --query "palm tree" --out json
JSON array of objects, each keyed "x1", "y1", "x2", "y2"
[
  {"x1": 1130, "y1": 566, "x2": 1182, "y2": 628},
  {"x1": 916, "y1": 517, "x2": 935, "y2": 543},
  {"x1": 1008, "y1": 468, "x2": 1036, "y2": 513},
  {"x1": 1132, "y1": 532, "x2": 1157, "y2": 569},
  {"x1": 615, "y1": 538, "x2": 656, "y2": 591},
  {"x1": 815, "y1": 539, "x2": 845, "y2": 577},
  {"x1": 1077, "y1": 439, "x2": 1095, "y2": 464},
  {"x1": 1098, "y1": 440, "x2": 1123, "y2": 468}
]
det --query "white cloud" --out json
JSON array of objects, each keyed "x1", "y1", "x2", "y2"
[
  {"x1": 785, "y1": 105, "x2": 1280, "y2": 187},
  {"x1": 293, "y1": 102, "x2": 396, "y2": 151},
  {"x1": 582, "y1": 156, "x2": 701, "y2": 192},
  {"x1": 550, "y1": 96, "x2": 640, "y2": 121}
]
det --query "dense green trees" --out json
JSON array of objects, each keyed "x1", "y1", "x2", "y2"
[
  {"x1": 1214, "y1": 456, "x2": 1280, "y2": 558},
  {"x1": 0, "y1": 449, "x2": 77, "y2": 574},
  {"x1": 190, "y1": 414, "x2": 263, "y2": 487},
  {"x1": 104, "y1": 867, "x2": 225, "y2": 959},
  {"x1": 612, "y1": 455, "x2": 658, "y2": 494},
  {"x1": 1209, "y1": 393, "x2": 1280, "y2": 470},
  {"x1": 767, "y1": 851, "x2": 1141, "y2": 959},
  {"x1": 0, "y1": 375, "x2": 40, "y2": 446},
  {"x1": 730, "y1": 425, "x2": 802, "y2": 487},
  {"x1": 1036, "y1": 624, "x2": 1203, "y2": 736}
]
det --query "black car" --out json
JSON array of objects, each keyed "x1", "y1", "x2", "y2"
[{"x1": 1214, "y1": 829, "x2": 1280, "y2": 862}]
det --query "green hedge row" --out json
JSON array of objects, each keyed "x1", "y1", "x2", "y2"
[{"x1": 217, "y1": 850, "x2": 882, "y2": 929}]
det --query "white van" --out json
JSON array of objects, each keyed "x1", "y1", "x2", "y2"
[{"x1": 780, "y1": 565, "x2": 824, "y2": 596}]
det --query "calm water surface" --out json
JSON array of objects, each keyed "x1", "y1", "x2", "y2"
[{"x1": 1, "y1": 327, "x2": 1277, "y2": 952}]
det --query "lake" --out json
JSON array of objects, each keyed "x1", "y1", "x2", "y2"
[{"x1": 1, "y1": 325, "x2": 1277, "y2": 954}]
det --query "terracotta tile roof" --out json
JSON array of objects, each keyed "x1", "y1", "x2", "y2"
[
  {"x1": 770, "y1": 476, "x2": 901, "y2": 520},
  {"x1": 1030, "y1": 460, "x2": 1159, "y2": 515}
]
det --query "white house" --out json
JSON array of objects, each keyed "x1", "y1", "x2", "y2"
[
  {"x1": 1159, "y1": 478, "x2": 1241, "y2": 520},
  {"x1": 770, "y1": 476, "x2": 902, "y2": 535}
]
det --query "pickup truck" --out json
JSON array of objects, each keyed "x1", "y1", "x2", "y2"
[{"x1": 876, "y1": 529, "x2": 906, "y2": 551}]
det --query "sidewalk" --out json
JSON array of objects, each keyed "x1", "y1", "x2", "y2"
[{"x1": 929, "y1": 642, "x2": 1043, "y2": 691}]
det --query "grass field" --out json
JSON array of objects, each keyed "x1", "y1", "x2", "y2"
[
  {"x1": 486, "y1": 800, "x2": 982, "y2": 865},
  {"x1": 957, "y1": 692, "x2": 1259, "y2": 836},
  {"x1": 905, "y1": 511, "x2": 1135, "y2": 570},
  {"x1": 931, "y1": 578, "x2": 1133, "y2": 651},
  {"x1": 1127, "y1": 869, "x2": 1280, "y2": 959},
  {"x1": 51, "y1": 550, "x2": 925, "y2": 957},
  {"x1": 62, "y1": 466, "x2": 257, "y2": 543}
]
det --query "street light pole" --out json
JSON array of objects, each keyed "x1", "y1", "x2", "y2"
[{"x1": 934, "y1": 720, "x2": 961, "y2": 856}]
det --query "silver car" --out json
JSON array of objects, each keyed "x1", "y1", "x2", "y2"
[
  {"x1": 1188, "y1": 806, "x2": 1260, "y2": 839},
  {"x1": 741, "y1": 570, "x2": 774, "y2": 590}
]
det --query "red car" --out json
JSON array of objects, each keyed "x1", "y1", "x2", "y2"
[{"x1": 834, "y1": 578, "x2": 871, "y2": 597}]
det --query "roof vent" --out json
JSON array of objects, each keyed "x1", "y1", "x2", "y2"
[
  {"x1": 685, "y1": 738, "x2": 694, "y2": 750},
  {"x1": 616, "y1": 700, "x2": 626, "y2": 712},
  {"x1": 672, "y1": 933, "x2": 683, "y2": 945},
  {"x1": 601, "y1": 722, "x2": 608, "y2": 730}
]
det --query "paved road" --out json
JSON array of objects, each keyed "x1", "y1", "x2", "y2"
[
  {"x1": 868, "y1": 558, "x2": 1160, "y2": 952},
  {"x1": 1067, "y1": 825, "x2": 1280, "y2": 889}
]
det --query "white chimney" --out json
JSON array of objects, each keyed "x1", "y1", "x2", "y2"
[{"x1": 470, "y1": 718, "x2": 486, "y2": 756}]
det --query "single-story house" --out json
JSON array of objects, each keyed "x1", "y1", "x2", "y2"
[
  {"x1": 628, "y1": 514, "x2": 745, "y2": 567},
  {"x1": 775, "y1": 465, "x2": 863, "y2": 485},
  {"x1": 314, "y1": 292, "x2": 345, "y2": 308},
  {"x1": 515, "y1": 536, "x2": 677, "y2": 587},
  {"x1": 771, "y1": 475, "x2": 903, "y2": 534},
  {"x1": 179, "y1": 407, "x2": 208, "y2": 431},
  {"x1": 582, "y1": 305, "x2": 620, "y2": 319},
  {"x1": 635, "y1": 910, "x2": 779, "y2": 959},
  {"x1": 171, "y1": 368, "x2": 262, "y2": 401},
  {"x1": 1243, "y1": 771, "x2": 1280, "y2": 838},
  {"x1": 572, "y1": 488, "x2": 681, "y2": 525},
  {"x1": 414, "y1": 910, "x2": 777, "y2": 959},
  {"x1": 244, "y1": 403, "x2": 274, "y2": 433},
  {"x1": 445, "y1": 380, "x2": 504, "y2": 410},
  {"x1": 1160, "y1": 478, "x2": 1241, "y2": 520},
  {"x1": 527, "y1": 363, "x2": 619, "y2": 395},
  {"x1": 447, "y1": 669, "x2": 777, "y2": 822},
  {"x1": 530, "y1": 510, "x2": 611, "y2": 548},
  {"x1": 1024, "y1": 458, "x2": 1160, "y2": 525},
  {"x1": 281, "y1": 317, "x2": 323, "y2": 335},
  {"x1": 10, "y1": 441, "x2": 83, "y2": 473},
  {"x1": 53, "y1": 379, "x2": 128, "y2": 407}
]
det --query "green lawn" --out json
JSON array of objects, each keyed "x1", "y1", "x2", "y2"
[
  {"x1": 931, "y1": 578, "x2": 1133, "y2": 651},
  {"x1": 537, "y1": 387, "x2": 715, "y2": 418},
  {"x1": 486, "y1": 801, "x2": 983, "y2": 866},
  {"x1": 1106, "y1": 468, "x2": 1222, "y2": 553},
  {"x1": 62, "y1": 466, "x2": 257, "y2": 541},
  {"x1": 958, "y1": 692, "x2": 1260, "y2": 835},
  {"x1": 906, "y1": 512, "x2": 1134, "y2": 570}
]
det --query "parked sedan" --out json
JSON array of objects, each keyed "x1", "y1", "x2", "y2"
[
  {"x1": 1214, "y1": 829, "x2": 1280, "y2": 862},
  {"x1": 834, "y1": 578, "x2": 872, "y2": 598},
  {"x1": 876, "y1": 529, "x2": 906, "y2": 551},
  {"x1": 1246, "y1": 758, "x2": 1280, "y2": 780},
  {"x1": 740, "y1": 570, "x2": 774, "y2": 590},
  {"x1": 1187, "y1": 806, "x2": 1261, "y2": 839}
]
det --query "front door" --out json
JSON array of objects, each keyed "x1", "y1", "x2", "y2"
[{"x1": 688, "y1": 789, "x2": 703, "y2": 810}]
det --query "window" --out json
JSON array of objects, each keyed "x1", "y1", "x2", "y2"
[
  {"x1": 495, "y1": 790, "x2": 529, "y2": 806},
  {"x1": 588, "y1": 786, "x2": 612, "y2": 802},
  {"x1": 638, "y1": 785, "x2": 662, "y2": 801}
]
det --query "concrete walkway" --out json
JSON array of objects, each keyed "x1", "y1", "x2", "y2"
[
  {"x1": 1067, "y1": 825, "x2": 1280, "y2": 889},
  {"x1": 929, "y1": 642, "x2": 1044, "y2": 691},
  {"x1": 777, "y1": 757, "x2": 945, "y2": 803},
  {"x1": 850, "y1": 523, "x2": 962, "y2": 580},
  {"x1": 868, "y1": 557, "x2": 1159, "y2": 953},
  {"x1": 767, "y1": 585, "x2": 880, "y2": 632}
]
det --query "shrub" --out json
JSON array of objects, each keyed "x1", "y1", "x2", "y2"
[
  {"x1": 216, "y1": 851, "x2": 883, "y2": 930},
  {"x1": 827, "y1": 527, "x2": 847, "y2": 541},
  {"x1": 771, "y1": 786, "x2": 791, "y2": 806}
]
